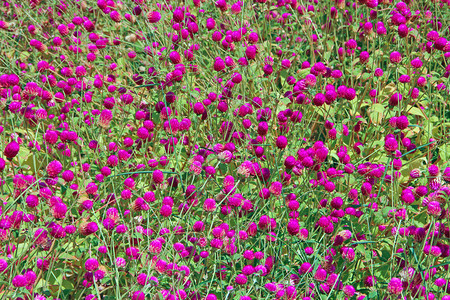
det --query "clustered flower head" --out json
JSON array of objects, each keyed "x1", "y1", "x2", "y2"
[{"x1": 0, "y1": 0, "x2": 449, "y2": 299}]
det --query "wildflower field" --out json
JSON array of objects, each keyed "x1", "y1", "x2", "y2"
[{"x1": 0, "y1": 0, "x2": 450, "y2": 299}]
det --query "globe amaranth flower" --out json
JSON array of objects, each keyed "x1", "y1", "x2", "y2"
[
  {"x1": 147, "y1": 11, "x2": 161, "y2": 23},
  {"x1": 287, "y1": 219, "x2": 300, "y2": 235},
  {"x1": 343, "y1": 285, "x2": 356, "y2": 297},
  {"x1": 115, "y1": 257, "x2": 126, "y2": 268},
  {"x1": 235, "y1": 274, "x2": 248, "y2": 285},
  {"x1": 12, "y1": 275, "x2": 27, "y2": 287},
  {"x1": 396, "y1": 115, "x2": 409, "y2": 130},
  {"x1": 389, "y1": 51, "x2": 402, "y2": 63},
  {"x1": 152, "y1": 169, "x2": 164, "y2": 184},
  {"x1": 79, "y1": 222, "x2": 98, "y2": 236},
  {"x1": 4, "y1": 141, "x2": 19, "y2": 159}
]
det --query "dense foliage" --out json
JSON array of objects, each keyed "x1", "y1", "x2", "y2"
[{"x1": 0, "y1": 0, "x2": 450, "y2": 299}]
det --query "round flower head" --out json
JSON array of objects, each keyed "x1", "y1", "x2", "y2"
[
  {"x1": 36, "y1": 258, "x2": 50, "y2": 270},
  {"x1": 314, "y1": 267, "x2": 328, "y2": 281},
  {"x1": 359, "y1": 51, "x2": 370, "y2": 64},
  {"x1": 387, "y1": 277, "x2": 403, "y2": 295},
  {"x1": 147, "y1": 11, "x2": 161, "y2": 23},
  {"x1": 430, "y1": 245, "x2": 442, "y2": 257},
  {"x1": 341, "y1": 247, "x2": 355, "y2": 261},
  {"x1": 79, "y1": 222, "x2": 98, "y2": 236},
  {"x1": 0, "y1": 259, "x2": 7, "y2": 273},
  {"x1": 435, "y1": 37, "x2": 448, "y2": 50},
  {"x1": 213, "y1": 58, "x2": 225, "y2": 72},
  {"x1": 411, "y1": 58, "x2": 423, "y2": 68},
  {"x1": 442, "y1": 167, "x2": 450, "y2": 182},
  {"x1": 384, "y1": 137, "x2": 398, "y2": 152},
  {"x1": 26, "y1": 195, "x2": 39, "y2": 208},
  {"x1": 153, "y1": 169, "x2": 164, "y2": 184},
  {"x1": 25, "y1": 270, "x2": 37, "y2": 285},
  {"x1": 203, "y1": 198, "x2": 216, "y2": 211},
  {"x1": 390, "y1": 51, "x2": 402, "y2": 63},
  {"x1": 62, "y1": 170, "x2": 74, "y2": 182},
  {"x1": 169, "y1": 51, "x2": 181, "y2": 64},
  {"x1": 305, "y1": 74, "x2": 316, "y2": 87},
  {"x1": 363, "y1": 22, "x2": 373, "y2": 34},
  {"x1": 340, "y1": 284, "x2": 355, "y2": 297},
  {"x1": 12, "y1": 275, "x2": 27, "y2": 287},
  {"x1": 346, "y1": 39, "x2": 357, "y2": 49},
  {"x1": 212, "y1": 31, "x2": 223, "y2": 42},
  {"x1": 396, "y1": 115, "x2": 409, "y2": 130},
  {"x1": 132, "y1": 291, "x2": 145, "y2": 300},
  {"x1": 245, "y1": 45, "x2": 257, "y2": 60},
  {"x1": 398, "y1": 24, "x2": 409, "y2": 38},
  {"x1": 7, "y1": 74, "x2": 19, "y2": 85},
  {"x1": 281, "y1": 59, "x2": 291, "y2": 69},
  {"x1": 427, "y1": 30, "x2": 439, "y2": 41},
  {"x1": 235, "y1": 274, "x2": 248, "y2": 285},
  {"x1": 410, "y1": 169, "x2": 421, "y2": 179},
  {"x1": 361, "y1": 182, "x2": 372, "y2": 196},
  {"x1": 65, "y1": 225, "x2": 77, "y2": 234},
  {"x1": 52, "y1": 202, "x2": 67, "y2": 219},
  {"x1": 47, "y1": 160, "x2": 63, "y2": 177},
  {"x1": 427, "y1": 201, "x2": 441, "y2": 216},
  {"x1": 287, "y1": 219, "x2": 300, "y2": 235},
  {"x1": 85, "y1": 258, "x2": 99, "y2": 271},
  {"x1": 389, "y1": 93, "x2": 402, "y2": 106},
  {"x1": 429, "y1": 165, "x2": 439, "y2": 176},
  {"x1": 193, "y1": 102, "x2": 205, "y2": 115},
  {"x1": 160, "y1": 205, "x2": 172, "y2": 217},
  {"x1": 115, "y1": 257, "x2": 126, "y2": 268},
  {"x1": 398, "y1": 74, "x2": 410, "y2": 83},
  {"x1": 276, "y1": 136, "x2": 287, "y2": 149},
  {"x1": 99, "y1": 109, "x2": 113, "y2": 128},
  {"x1": 4, "y1": 141, "x2": 19, "y2": 159},
  {"x1": 269, "y1": 181, "x2": 282, "y2": 195},
  {"x1": 374, "y1": 68, "x2": 384, "y2": 77},
  {"x1": 364, "y1": 275, "x2": 377, "y2": 287}
]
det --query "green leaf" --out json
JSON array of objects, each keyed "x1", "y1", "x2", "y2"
[
  {"x1": 361, "y1": 73, "x2": 371, "y2": 81},
  {"x1": 20, "y1": 51, "x2": 30, "y2": 60},
  {"x1": 62, "y1": 279, "x2": 74, "y2": 289},
  {"x1": 371, "y1": 103, "x2": 386, "y2": 113},
  {"x1": 382, "y1": 206, "x2": 395, "y2": 217},
  {"x1": 369, "y1": 103, "x2": 385, "y2": 125},
  {"x1": 355, "y1": 244, "x2": 365, "y2": 255},
  {"x1": 350, "y1": 240, "x2": 377, "y2": 246},
  {"x1": 429, "y1": 261, "x2": 450, "y2": 269},
  {"x1": 373, "y1": 211, "x2": 384, "y2": 224},
  {"x1": 298, "y1": 68, "x2": 311, "y2": 78},
  {"x1": 407, "y1": 105, "x2": 426, "y2": 118},
  {"x1": 368, "y1": 291, "x2": 378, "y2": 298}
]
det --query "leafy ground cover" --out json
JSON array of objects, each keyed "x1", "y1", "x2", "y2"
[{"x1": 0, "y1": 0, "x2": 450, "y2": 299}]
